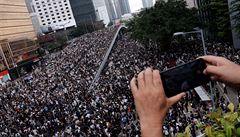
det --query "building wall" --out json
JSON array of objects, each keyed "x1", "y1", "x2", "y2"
[
  {"x1": 119, "y1": 0, "x2": 131, "y2": 14},
  {"x1": 25, "y1": 0, "x2": 43, "y2": 35},
  {"x1": 92, "y1": 0, "x2": 111, "y2": 26},
  {"x1": 69, "y1": 0, "x2": 96, "y2": 25},
  {"x1": 0, "y1": 0, "x2": 36, "y2": 41},
  {"x1": 228, "y1": 0, "x2": 240, "y2": 49},
  {"x1": 32, "y1": 0, "x2": 76, "y2": 32}
]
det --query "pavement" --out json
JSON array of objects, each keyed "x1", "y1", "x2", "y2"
[{"x1": 215, "y1": 82, "x2": 239, "y2": 107}]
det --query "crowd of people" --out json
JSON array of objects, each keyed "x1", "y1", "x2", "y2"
[{"x1": 0, "y1": 26, "x2": 240, "y2": 136}]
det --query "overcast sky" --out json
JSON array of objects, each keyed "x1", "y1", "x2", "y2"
[
  {"x1": 128, "y1": 0, "x2": 143, "y2": 13},
  {"x1": 128, "y1": 0, "x2": 156, "y2": 13}
]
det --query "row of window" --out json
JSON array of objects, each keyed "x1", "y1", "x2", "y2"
[
  {"x1": 42, "y1": 18, "x2": 72, "y2": 26},
  {"x1": 38, "y1": 7, "x2": 70, "y2": 13},
  {"x1": 35, "y1": 0, "x2": 67, "y2": 5},
  {"x1": 36, "y1": 3, "x2": 68, "y2": 9},
  {"x1": 38, "y1": 10, "x2": 70, "y2": 16},
  {"x1": 41, "y1": 15, "x2": 72, "y2": 21}
]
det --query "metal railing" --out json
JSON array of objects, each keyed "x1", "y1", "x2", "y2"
[{"x1": 88, "y1": 25, "x2": 127, "y2": 91}]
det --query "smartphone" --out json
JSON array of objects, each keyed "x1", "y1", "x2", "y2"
[{"x1": 160, "y1": 58, "x2": 210, "y2": 97}]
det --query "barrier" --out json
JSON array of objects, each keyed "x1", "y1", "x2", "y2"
[{"x1": 89, "y1": 25, "x2": 127, "y2": 91}]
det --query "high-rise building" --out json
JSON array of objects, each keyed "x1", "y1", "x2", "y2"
[
  {"x1": 0, "y1": 0, "x2": 39, "y2": 79},
  {"x1": 69, "y1": 0, "x2": 96, "y2": 25},
  {"x1": 105, "y1": 0, "x2": 122, "y2": 20},
  {"x1": 228, "y1": 0, "x2": 240, "y2": 48},
  {"x1": 92, "y1": 0, "x2": 111, "y2": 26},
  {"x1": 119, "y1": 0, "x2": 131, "y2": 14},
  {"x1": 142, "y1": 0, "x2": 153, "y2": 8},
  {"x1": 31, "y1": 0, "x2": 76, "y2": 32}
]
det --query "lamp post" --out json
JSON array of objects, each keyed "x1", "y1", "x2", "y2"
[{"x1": 173, "y1": 29, "x2": 215, "y2": 110}]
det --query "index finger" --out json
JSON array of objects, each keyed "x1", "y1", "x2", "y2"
[{"x1": 199, "y1": 55, "x2": 222, "y2": 66}]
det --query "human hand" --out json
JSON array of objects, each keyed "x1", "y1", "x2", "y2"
[
  {"x1": 130, "y1": 68, "x2": 185, "y2": 137},
  {"x1": 201, "y1": 55, "x2": 240, "y2": 87}
]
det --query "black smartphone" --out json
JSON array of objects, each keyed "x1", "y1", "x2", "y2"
[{"x1": 160, "y1": 58, "x2": 210, "y2": 97}]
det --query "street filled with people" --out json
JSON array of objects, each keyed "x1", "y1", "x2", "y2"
[{"x1": 0, "y1": 27, "x2": 240, "y2": 136}]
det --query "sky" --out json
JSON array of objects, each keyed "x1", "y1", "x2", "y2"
[
  {"x1": 128, "y1": 0, "x2": 156, "y2": 13},
  {"x1": 128, "y1": 0, "x2": 143, "y2": 13}
]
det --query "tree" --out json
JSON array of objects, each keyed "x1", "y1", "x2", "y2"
[
  {"x1": 177, "y1": 103, "x2": 240, "y2": 137},
  {"x1": 231, "y1": 0, "x2": 240, "y2": 34},
  {"x1": 127, "y1": 0, "x2": 200, "y2": 51}
]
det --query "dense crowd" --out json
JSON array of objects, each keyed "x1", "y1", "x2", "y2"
[{"x1": 0, "y1": 27, "x2": 240, "y2": 136}]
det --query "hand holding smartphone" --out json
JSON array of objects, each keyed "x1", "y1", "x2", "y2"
[{"x1": 160, "y1": 59, "x2": 210, "y2": 97}]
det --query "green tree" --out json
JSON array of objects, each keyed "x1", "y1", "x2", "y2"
[
  {"x1": 231, "y1": 0, "x2": 240, "y2": 34},
  {"x1": 127, "y1": 0, "x2": 200, "y2": 51}
]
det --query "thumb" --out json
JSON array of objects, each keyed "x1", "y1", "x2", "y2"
[{"x1": 168, "y1": 92, "x2": 186, "y2": 106}]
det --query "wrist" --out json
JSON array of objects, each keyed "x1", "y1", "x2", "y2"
[{"x1": 140, "y1": 120, "x2": 164, "y2": 137}]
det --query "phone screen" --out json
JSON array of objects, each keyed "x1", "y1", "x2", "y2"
[{"x1": 160, "y1": 59, "x2": 210, "y2": 97}]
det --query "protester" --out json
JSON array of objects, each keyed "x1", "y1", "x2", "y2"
[{"x1": 0, "y1": 27, "x2": 239, "y2": 136}]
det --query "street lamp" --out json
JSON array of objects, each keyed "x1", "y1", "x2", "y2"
[
  {"x1": 173, "y1": 29, "x2": 207, "y2": 55},
  {"x1": 173, "y1": 29, "x2": 215, "y2": 110}
]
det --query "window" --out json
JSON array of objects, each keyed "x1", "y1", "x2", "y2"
[
  {"x1": 48, "y1": 22, "x2": 51, "y2": 24},
  {"x1": 41, "y1": 20, "x2": 45, "y2": 22},
  {"x1": 38, "y1": 9, "x2": 41, "y2": 12},
  {"x1": 40, "y1": 16, "x2": 43, "y2": 19},
  {"x1": 66, "y1": 7, "x2": 69, "y2": 9},
  {"x1": 51, "y1": 14, "x2": 54, "y2": 16},
  {"x1": 67, "y1": 10, "x2": 70, "y2": 13},
  {"x1": 39, "y1": 13, "x2": 43, "y2": 15},
  {"x1": 56, "y1": 13, "x2": 60, "y2": 15},
  {"x1": 68, "y1": 17, "x2": 72, "y2": 19},
  {"x1": 43, "y1": 23, "x2": 46, "y2": 25},
  {"x1": 37, "y1": 6, "x2": 40, "y2": 8},
  {"x1": 49, "y1": 7, "x2": 52, "y2": 9},
  {"x1": 57, "y1": 16, "x2": 60, "y2": 18},
  {"x1": 53, "y1": 21, "x2": 56, "y2": 23},
  {"x1": 63, "y1": 18, "x2": 66, "y2": 21},
  {"x1": 47, "y1": 19, "x2": 50, "y2": 21},
  {"x1": 58, "y1": 20, "x2": 62, "y2": 22}
]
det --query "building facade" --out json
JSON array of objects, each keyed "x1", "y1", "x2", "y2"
[
  {"x1": 25, "y1": 0, "x2": 42, "y2": 35},
  {"x1": 228, "y1": 0, "x2": 240, "y2": 49},
  {"x1": 0, "y1": 0, "x2": 39, "y2": 80},
  {"x1": 69, "y1": 0, "x2": 96, "y2": 25},
  {"x1": 119, "y1": 0, "x2": 131, "y2": 14},
  {"x1": 31, "y1": 0, "x2": 76, "y2": 32},
  {"x1": 92, "y1": 0, "x2": 111, "y2": 26}
]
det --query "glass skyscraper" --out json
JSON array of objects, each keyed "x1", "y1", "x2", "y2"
[{"x1": 69, "y1": 0, "x2": 96, "y2": 25}]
